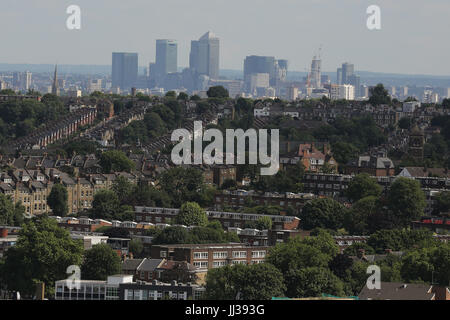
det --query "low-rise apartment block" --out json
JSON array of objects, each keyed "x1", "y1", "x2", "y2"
[{"x1": 150, "y1": 243, "x2": 269, "y2": 271}]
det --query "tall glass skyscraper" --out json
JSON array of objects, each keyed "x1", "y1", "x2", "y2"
[
  {"x1": 112, "y1": 52, "x2": 138, "y2": 90},
  {"x1": 244, "y1": 56, "x2": 287, "y2": 91},
  {"x1": 341, "y1": 62, "x2": 354, "y2": 84},
  {"x1": 189, "y1": 32, "x2": 220, "y2": 79},
  {"x1": 155, "y1": 39, "x2": 178, "y2": 82}
]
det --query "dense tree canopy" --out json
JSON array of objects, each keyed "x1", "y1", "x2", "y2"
[
  {"x1": 90, "y1": 189, "x2": 133, "y2": 221},
  {"x1": 207, "y1": 86, "x2": 229, "y2": 99},
  {"x1": 176, "y1": 202, "x2": 208, "y2": 227},
  {"x1": 386, "y1": 177, "x2": 426, "y2": 228},
  {"x1": 0, "y1": 194, "x2": 25, "y2": 226},
  {"x1": 151, "y1": 224, "x2": 240, "y2": 245},
  {"x1": 368, "y1": 84, "x2": 391, "y2": 106},
  {"x1": 159, "y1": 167, "x2": 214, "y2": 207},
  {"x1": 299, "y1": 198, "x2": 348, "y2": 230},
  {"x1": 205, "y1": 263, "x2": 285, "y2": 300},
  {"x1": 1, "y1": 218, "x2": 84, "y2": 297},
  {"x1": 346, "y1": 173, "x2": 383, "y2": 202},
  {"x1": 47, "y1": 184, "x2": 69, "y2": 217},
  {"x1": 81, "y1": 244, "x2": 121, "y2": 280},
  {"x1": 99, "y1": 150, "x2": 135, "y2": 173}
]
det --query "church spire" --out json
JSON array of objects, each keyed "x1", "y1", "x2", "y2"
[{"x1": 52, "y1": 64, "x2": 59, "y2": 96}]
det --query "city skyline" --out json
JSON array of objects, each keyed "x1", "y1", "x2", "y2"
[{"x1": 0, "y1": 0, "x2": 449, "y2": 76}]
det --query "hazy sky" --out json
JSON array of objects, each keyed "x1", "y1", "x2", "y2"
[{"x1": 1, "y1": 0, "x2": 449, "y2": 75}]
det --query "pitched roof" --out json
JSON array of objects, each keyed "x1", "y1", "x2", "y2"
[
  {"x1": 121, "y1": 258, "x2": 145, "y2": 272},
  {"x1": 138, "y1": 258, "x2": 165, "y2": 272},
  {"x1": 400, "y1": 167, "x2": 450, "y2": 178}
]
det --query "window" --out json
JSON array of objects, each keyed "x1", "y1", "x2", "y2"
[
  {"x1": 126, "y1": 290, "x2": 133, "y2": 300},
  {"x1": 213, "y1": 252, "x2": 228, "y2": 259},
  {"x1": 213, "y1": 261, "x2": 227, "y2": 268},
  {"x1": 160, "y1": 251, "x2": 167, "y2": 258},
  {"x1": 232, "y1": 251, "x2": 247, "y2": 258},
  {"x1": 193, "y1": 261, "x2": 208, "y2": 269},
  {"x1": 251, "y1": 251, "x2": 266, "y2": 258},
  {"x1": 193, "y1": 252, "x2": 208, "y2": 260}
]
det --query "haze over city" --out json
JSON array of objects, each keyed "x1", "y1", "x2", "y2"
[{"x1": 1, "y1": 0, "x2": 450, "y2": 75}]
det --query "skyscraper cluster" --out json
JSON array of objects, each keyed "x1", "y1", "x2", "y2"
[
  {"x1": 243, "y1": 55, "x2": 288, "y2": 97},
  {"x1": 145, "y1": 31, "x2": 220, "y2": 93},
  {"x1": 11, "y1": 71, "x2": 32, "y2": 92},
  {"x1": 337, "y1": 62, "x2": 360, "y2": 97}
]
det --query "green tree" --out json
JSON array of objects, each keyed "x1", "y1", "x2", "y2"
[
  {"x1": 175, "y1": 202, "x2": 208, "y2": 227},
  {"x1": 177, "y1": 92, "x2": 189, "y2": 100},
  {"x1": 299, "y1": 198, "x2": 348, "y2": 230},
  {"x1": 386, "y1": 177, "x2": 426, "y2": 228},
  {"x1": 344, "y1": 196, "x2": 380, "y2": 235},
  {"x1": 159, "y1": 167, "x2": 206, "y2": 207},
  {"x1": 367, "y1": 229, "x2": 434, "y2": 254},
  {"x1": 0, "y1": 194, "x2": 24, "y2": 226},
  {"x1": 47, "y1": 184, "x2": 69, "y2": 217},
  {"x1": 165, "y1": 91, "x2": 176, "y2": 98},
  {"x1": 255, "y1": 216, "x2": 272, "y2": 230},
  {"x1": 81, "y1": 244, "x2": 121, "y2": 280},
  {"x1": 400, "y1": 244, "x2": 450, "y2": 286},
  {"x1": 434, "y1": 191, "x2": 450, "y2": 216},
  {"x1": 99, "y1": 150, "x2": 135, "y2": 173},
  {"x1": 207, "y1": 86, "x2": 229, "y2": 98},
  {"x1": 2, "y1": 218, "x2": 83, "y2": 297},
  {"x1": 346, "y1": 173, "x2": 382, "y2": 202},
  {"x1": 398, "y1": 117, "x2": 413, "y2": 130},
  {"x1": 91, "y1": 189, "x2": 121, "y2": 220},
  {"x1": 369, "y1": 83, "x2": 391, "y2": 106},
  {"x1": 266, "y1": 238, "x2": 334, "y2": 275},
  {"x1": 441, "y1": 98, "x2": 450, "y2": 109},
  {"x1": 0, "y1": 89, "x2": 16, "y2": 95},
  {"x1": 284, "y1": 267, "x2": 345, "y2": 298},
  {"x1": 129, "y1": 238, "x2": 144, "y2": 258},
  {"x1": 112, "y1": 176, "x2": 135, "y2": 205},
  {"x1": 152, "y1": 226, "x2": 191, "y2": 245},
  {"x1": 205, "y1": 263, "x2": 285, "y2": 300}
]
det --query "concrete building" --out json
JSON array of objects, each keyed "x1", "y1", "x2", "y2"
[
  {"x1": 88, "y1": 79, "x2": 102, "y2": 93},
  {"x1": 330, "y1": 84, "x2": 355, "y2": 100},
  {"x1": 249, "y1": 73, "x2": 270, "y2": 94},
  {"x1": 189, "y1": 31, "x2": 220, "y2": 79},
  {"x1": 244, "y1": 55, "x2": 275, "y2": 91},
  {"x1": 154, "y1": 39, "x2": 178, "y2": 84},
  {"x1": 150, "y1": 243, "x2": 269, "y2": 271},
  {"x1": 112, "y1": 52, "x2": 138, "y2": 91},
  {"x1": 310, "y1": 56, "x2": 321, "y2": 88}
]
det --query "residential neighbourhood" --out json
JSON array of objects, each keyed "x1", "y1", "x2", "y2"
[{"x1": 0, "y1": 1, "x2": 449, "y2": 305}]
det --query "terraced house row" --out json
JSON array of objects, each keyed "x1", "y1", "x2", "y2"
[
  {"x1": 0, "y1": 168, "x2": 139, "y2": 215},
  {"x1": 10, "y1": 107, "x2": 97, "y2": 150}
]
